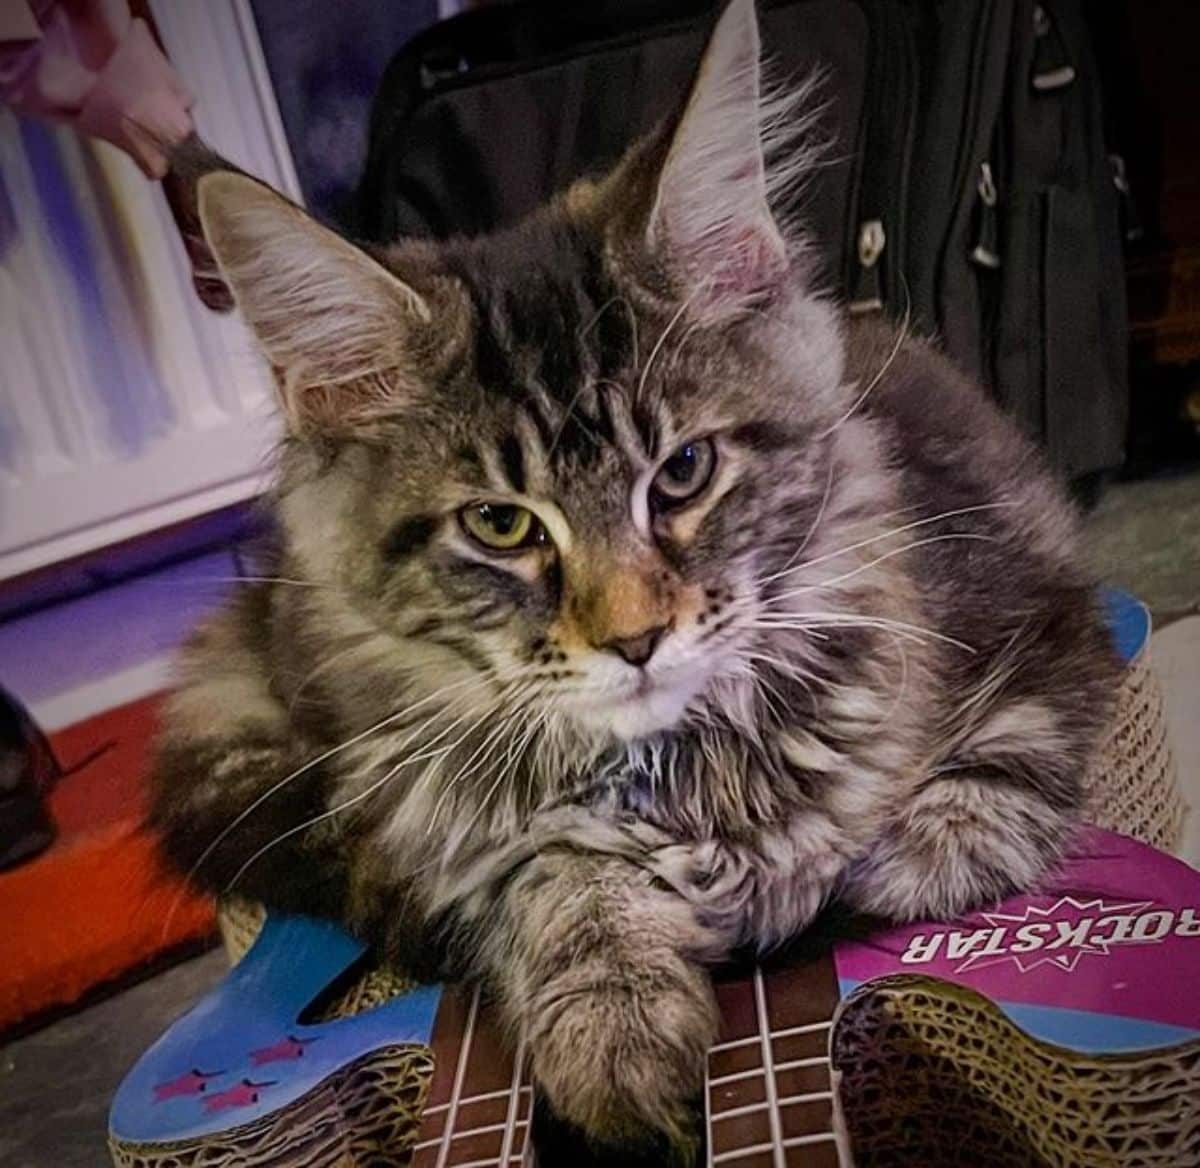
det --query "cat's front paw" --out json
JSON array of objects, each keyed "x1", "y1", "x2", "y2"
[
  {"x1": 651, "y1": 840, "x2": 788, "y2": 950},
  {"x1": 526, "y1": 974, "x2": 715, "y2": 1162},
  {"x1": 649, "y1": 839, "x2": 749, "y2": 943},
  {"x1": 650, "y1": 837, "x2": 831, "y2": 950}
]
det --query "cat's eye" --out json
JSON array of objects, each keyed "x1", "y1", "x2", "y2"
[
  {"x1": 460, "y1": 502, "x2": 544, "y2": 552},
  {"x1": 652, "y1": 438, "x2": 717, "y2": 507}
]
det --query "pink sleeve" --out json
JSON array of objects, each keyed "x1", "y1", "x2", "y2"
[{"x1": 0, "y1": 0, "x2": 194, "y2": 179}]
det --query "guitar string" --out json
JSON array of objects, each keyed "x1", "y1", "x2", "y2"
[
  {"x1": 420, "y1": 1085, "x2": 520, "y2": 1118},
  {"x1": 710, "y1": 983, "x2": 841, "y2": 1166},
  {"x1": 752, "y1": 968, "x2": 788, "y2": 1168},
  {"x1": 704, "y1": 1034, "x2": 714, "y2": 1168},
  {"x1": 498, "y1": 1031, "x2": 528, "y2": 1164},
  {"x1": 710, "y1": 1018, "x2": 831, "y2": 1054},
  {"x1": 783, "y1": 1132, "x2": 841, "y2": 1150},
  {"x1": 435, "y1": 985, "x2": 480, "y2": 1168},
  {"x1": 708, "y1": 1052, "x2": 829, "y2": 1089},
  {"x1": 412, "y1": 1092, "x2": 533, "y2": 1153},
  {"x1": 520, "y1": 1122, "x2": 537, "y2": 1168},
  {"x1": 714, "y1": 1131, "x2": 840, "y2": 1165},
  {"x1": 711, "y1": 1091, "x2": 833, "y2": 1125}
]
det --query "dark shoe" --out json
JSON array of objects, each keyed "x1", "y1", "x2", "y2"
[{"x1": 0, "y1": 687, "x2": 58, "y2": 871}]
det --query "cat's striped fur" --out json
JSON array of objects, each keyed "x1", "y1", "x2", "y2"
[{"x1": 151, "y1": 1, "x2": 1118, "y2": 1159}]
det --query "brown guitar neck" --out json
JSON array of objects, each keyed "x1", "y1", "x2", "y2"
[
  {"x1": 413, "y1": 954, "x2": 842, "y2": 1167},
  {"x1": 707, "y1": 960, "x2": 841, "y2": 1166}
]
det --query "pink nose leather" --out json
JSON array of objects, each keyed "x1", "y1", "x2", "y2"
[{"x1": 603, "y1": 625, "x2": 668, "y2": 667}]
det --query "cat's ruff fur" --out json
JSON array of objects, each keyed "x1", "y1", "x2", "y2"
[{"x1": 151, "y1": 0, "x2": 1118, "y2": 1158}]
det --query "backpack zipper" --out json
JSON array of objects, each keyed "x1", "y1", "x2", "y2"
[
  {"x1": 969, "y1": 160, "x2": 1001, "y2": 269},
  {"x1": 849, "y1": 219, "x2": 886, "y2": 314},
  {"x1": 1031, "y1": 4, "x2": 1076, "y2": 92},
  {"x1": 843, "y1": 0, "x2": 917, "y2": 315},
  {"x1": 1109, "y1": 153, "x2": 1144, "y2": 244}
]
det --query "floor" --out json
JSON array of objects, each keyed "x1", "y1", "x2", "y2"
[
  {"x1": 1, "y1": 470, "x2": 1198, "y2": 1168},
  {"x1": 1085, "y1": 470, "x2": 1200, "y2": 624},
  {"x1": 0, "y1": 950, "x2": 229, "y2": 1168}
]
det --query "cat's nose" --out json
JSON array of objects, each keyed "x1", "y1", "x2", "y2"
[{"x1": 604, "y1": 625, "x2": 668, "y2": 667}]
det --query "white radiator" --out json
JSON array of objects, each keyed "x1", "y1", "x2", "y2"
[{"x1": 0, "y1": 0, "x2": 298, "y2": 581}]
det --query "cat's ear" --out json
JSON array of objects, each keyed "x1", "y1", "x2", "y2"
[
  {"x1": 648, "y1": 0, "x2": 788, "y2": 318},
  {"x1": 196, "y1": 171, "x2": 429, "y2": 432}
]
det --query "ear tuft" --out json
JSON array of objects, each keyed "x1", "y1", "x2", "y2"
[
  {"x1": 648, "y1": 0, "x2": 790, "y2": 319},
  {"x1": 197, "y1": 172, "x2": 429, "y2": 431}
]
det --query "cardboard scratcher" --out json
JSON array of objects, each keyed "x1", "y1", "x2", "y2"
[
  {"x1": 1081, "y1": 592, "x2": 1184, "y2": 852},
  {"x1": 108, "y1": 915, "x2": 440, "y2": 1167},
  {"x1": 830, "y1": 824, "x2": 1200, "y2": 1167},
  {"x1": 832, "y1": 976, "x2": 1200, "y2": 1167},
  {"x1": 401, "y1": 826, "x2": 1200, "y2": 1166},
  {"x1": 109, "y1": 590, "x2": 1194, "y2": 1166}
]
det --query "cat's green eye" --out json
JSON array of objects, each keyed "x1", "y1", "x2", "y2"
[
  {"x1": 652, "y1": 438, "x2": 717, "y2": 506},
  {"x1": 460, "y1": 502, "x2": 543, "y2": 552}
]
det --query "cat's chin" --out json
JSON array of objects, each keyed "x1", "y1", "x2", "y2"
[{"x1": 572, "y1": 679, "x2": 701, "y2": 742}]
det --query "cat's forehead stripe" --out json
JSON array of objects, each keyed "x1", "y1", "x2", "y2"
[
  {"x1": 383, "y1": 515, "x2": 438, "y2": 562},
  {"x1": 439, "y1": 215, "x2": 640, "y2": 470},
  {"x1": 631, "y1": 398, "x2": 661, "y2": 460},
  {"x1": 499, "y1": 432, "x2": 526, "y2": 494}
]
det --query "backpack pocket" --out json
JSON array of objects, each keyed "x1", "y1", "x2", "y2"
[{"x1": 1038, "y1": 183, "x2": 1127, "y2": 477}]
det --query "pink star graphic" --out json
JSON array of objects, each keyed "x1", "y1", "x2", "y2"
[
  {"x1": 250, "y1": 1034, "x2": 318, "y2": 1066},
  {"x1": 152, "y1": 1068, "x2": 222, "y2": 1102},
  {"x1": 202, "y1": 1078, "x2": 276, "y2": 1114},
  {"x1": 955, "y1": 897, "x2": 1152, "y2": 974}
]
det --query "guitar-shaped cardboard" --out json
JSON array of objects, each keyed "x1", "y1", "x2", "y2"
[
  {"x1": 407, "y1": 825, "x2": 1200, "y2": 1168},
  {"x1": 110, "y1": 825, "x2": 1200, "y2": 1167}
]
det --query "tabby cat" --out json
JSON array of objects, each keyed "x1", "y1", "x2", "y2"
[{"x1": 151, "y1": 0, "x2": 1118, "y2": 1160}]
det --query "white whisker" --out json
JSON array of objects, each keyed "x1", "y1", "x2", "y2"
[
  {"x1": 874, "y1": 632, "x2": 910, "y2": 728},
  {"x1": 579, "y1": 294, "x2": 639, "y2": 369},
  {"x1": 781, "y1": 452, "x2": 835, "y2": 573},
  {"x1": 547, "y1": 379, "x2": 605, "y2": 457},
  {"x1": 163, "y1": 671, "x2": 494, "y2": 939},
  {"x1": 169, "y1": 575, "x2": 336, "y2": 590},
  {"x1": 223, "y1": 689, "x2": 504, "y2": 893},
  {"x1": 459, "y1": 707, "x2": 550, "y2": 843},
  {"x1": 765, "y1": 532, "x2": 996, "y2": 601},
  {"x1": 287, "y1": 641, "x2": 373, "y2": 715},
  {"x1": 748, "y1": 612, "x2": 976, "y2": 653},
  {"x1": 816, "y1": 282, "x2": 911, "y2": 440},
  {"x1": 757, "y1": 501, "x2": 1014, "y2": 587},
  {"x1": 426, "y1": 684, "x2": 538, "y2": 831},
  {"x1": 637, "y1": 289, "x2": 697, "y2": 402}
]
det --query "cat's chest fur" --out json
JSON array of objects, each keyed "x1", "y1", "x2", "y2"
[{"x1": 580, "y1": 682, "x2": 917, "y2": 842}]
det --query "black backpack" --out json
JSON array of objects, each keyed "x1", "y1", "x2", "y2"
[{"x1": 354, "y1": 0, "x2": 1127, "y2": 482}]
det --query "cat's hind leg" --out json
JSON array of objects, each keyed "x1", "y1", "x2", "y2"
[
  {"x1": 841, "y1": 695, "x2": 1103, "y2": 921},
  {"x1": 149, "y1": 599, "x2": 346, "y2": 917},
  {"x1": 845, "y1": 596, "x2": 1119, "y2": 923}
]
